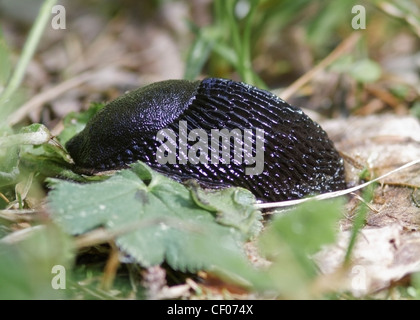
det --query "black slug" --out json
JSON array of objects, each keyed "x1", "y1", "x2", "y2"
[{"x1": 65, "y1": 78, "x2": 346, "y2": 202}]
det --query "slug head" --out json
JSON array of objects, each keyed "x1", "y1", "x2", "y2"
[{"x1": 65, "y1": 80, "x2": 200, "y2": 170}]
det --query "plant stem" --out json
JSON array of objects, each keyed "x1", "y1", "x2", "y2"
[
  {"x1": 344, "y1": 183, "x2": 376, "y2": 264},
  {"x1": 241, "y1": 0, "x2": 258, "y2": 84},
  {"x1": 0, "y1": 0, "x2": 58, "y2": 124},
  {"x1": 226, "y1": 1, "x2": 243, "y2": 74}
]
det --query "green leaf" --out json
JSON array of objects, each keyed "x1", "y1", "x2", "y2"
[
  {"x1": 0, "y1": 224, "x2": 74, "y2": 299},
  {"x1": 0, "y1": 123, "x2": 51, "y2": 148},
  {"x1": 187, "y1": 180, "x2": 262, "y2": 238},
  {"x1": 329, "y1": 57, "x2": 382, "y2": 84},
  {"x1": 18, "y1": 123, "x2": 72, "y2": 164},
  {"x1": 410, "y1": 101, "x2": 420, "y2": 119},
  {"x1": 344, "y1": 183, "x2": 376, "y2": 264},
  {"x1": 48, "y1": 162, "x2": 264, "y2": 280},
  {"x1": 411, "y1": 272, "x2": 420, "y2": 299},
  {"x1": 0, "y1": 146, "x2": 20, "y2": 188},
  {"x1": 0, "y1": 29, "x2": 12, "y2": 88},
  {"x1": 1, "y1": 123, "x2": 77, "y2": 184},
  {"x1": 184, "y1": 26, "x2": 217, "y2": 81},
  {"x1": 306, "y1": 0, "x2": 355, "y2": 49},
  {"x1": 348, "y1": 59, "x2": 382, "y2": 84},
  {"x1": 258, "y1": 198, "x2": 344, "y2": 298},
  {"x1": 0, "y1": 126, "x2": 20, "y2": 187},
  {"x1": 328, "y1": 54, "x2": 354, "y2": 73}
]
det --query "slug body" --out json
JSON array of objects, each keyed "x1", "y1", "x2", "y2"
[{"x1": 66, "y1": 78, "x2": 346, "y2": 202}]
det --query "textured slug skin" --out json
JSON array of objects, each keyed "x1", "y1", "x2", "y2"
[{"x1": 66, "y1": 78, "x2": 346, "y2": 202}]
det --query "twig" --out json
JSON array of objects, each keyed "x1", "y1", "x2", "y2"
[
  {"x1": 255, "y1": 158, "x2": 420, "y2": 209},
  {"x1": 277, "y1": 32, "x2": 362, "y2": 101},
  {"x1": 350, "y1": 192, "x2": 380, "y2": 214},
  {"x1": 100, "y1": 241, "x2": 121, "y2": 291},
  {"x1": 67, "y1": 280, "x2": 119, "y2": 300},
  {"x1": 378, "y1": 1, "x2": 420, "y2": 38},
  {"x1": 0, "y1": 209, "x2": 40, "y2": 222},
  {"x1": 74, "y1": 216, "x2": 202, "y2": 249},
  {"x1": 0, "y1": 225, "x2": 45, "y2": 243},
  {"x1": 7, "y1": 71, "x2": 94, "y2": 126}
]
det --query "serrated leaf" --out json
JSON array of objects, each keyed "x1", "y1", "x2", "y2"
[
  {"x1": 187, "y1": 180, "x2": 262, "y2": 238},
  {"x1": 48, "y1": 161, "x2": 264, "y2": 278}
]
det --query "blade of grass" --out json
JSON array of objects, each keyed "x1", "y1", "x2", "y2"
[
  {"x1": 225, "y1": 0, "x2": 261, "y2": 86},
  {"x1": 240, "y1": 0, "x2": 259, "y2": 85},
  {"x1": 0, "y1": 0, "x2": 57, "y2": 125},
  {"x1": 8, "y1": 71, "x2": 93, "y2": 126},
  {"x1": 344, "y1": 183, "x2": 376, "y2": 265},
  {"x1": 0, "y1": 28, "x2": 12, "y2": 88},
  {"x1": 183, "y1": 25, "x2": 218, "y2": 81},
  {"x1": 210, "y1": 0, "x2": 263, "y2": 86}
]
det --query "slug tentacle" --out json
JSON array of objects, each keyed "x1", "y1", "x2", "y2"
[{"x1": 65, "y1": 78, "x2": 346, "y2": 202}]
